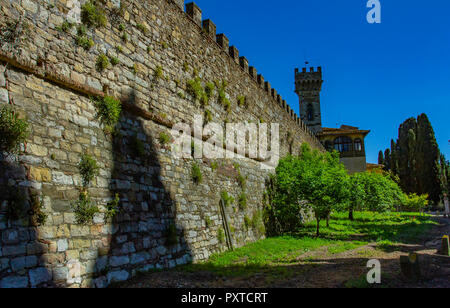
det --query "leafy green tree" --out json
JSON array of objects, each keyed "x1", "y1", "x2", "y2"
[
  {"x1": 268, "y1": 143, "x2": 349, "y2": 236},
  {"x1": 346, "y1": 172, "x2": 367, "y2": 221}
]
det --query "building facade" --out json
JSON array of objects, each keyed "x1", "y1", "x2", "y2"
[{"x1": 295, "y1": 67, "x2": 370, "y2": 174}]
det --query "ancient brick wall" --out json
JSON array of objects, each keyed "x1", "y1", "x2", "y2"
[{"x1": 0, "y1": 0, "x2": 323, "y2": 287}]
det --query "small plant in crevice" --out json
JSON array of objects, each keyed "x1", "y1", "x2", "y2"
[
  {"x1": 96, "y1": 53, "x2": 110, "y2": 71},
  {"x1": 158, "y1": 132, "x2": 171, "y2": 145},
  {"x1": 110, "y1": 56, "x2": 119, "y2": 66},
  {"x1": 136, "y1": 23, "x2": 148, "y2": 34},
  {"x1": 129, "y1": 135, "x2": 146, "y2": 159},
  {"x1": 72, "y1": 190, "x2": 99, "y2": 225},
  {"x1": 210, "y1": 161, "x2": 219, "y2": 172},
  {"x1": 217, "y1": 80, "x2": 231, "y2": 113},
  {"x1": 186, "y1": 77, "x2": 207, "y2": 106},
  {"x1": 0, "y1": 105, "x2": 29, "y2": 154},
  {"x1": 94, "y1": 95, "x2": 122, "y2": 133},
  {"x1": 237, "y1": 95, "x2": 246, "y2": 108},
  {"x1": 153, "y1": 66, "x2": 163, "y2": 81},
  {"x1": 251, "y1": 210, "x2": 265, "y2": 235},
  {"x1": 76, "y1": 35, "x2": 94, "y2": 50},
  {"x1": 122, "y1": 32, "x2": 129, "y2": 43},
  {"x1": 217, "y1": 228, "x2": 225, "y2": 244},
  {"x1": 166, "y1": 223, "x2": 178, "y2": 246},
  {"x1": 238, "y1": 192, "x2": 247, "y2": 211},
  {"x1": 29, "y1": 192, "x2": 48, "y2": 226},
  {"x1": 221, "y1": 190, "x2": 235, "y2": 208},
  {"x1": 161, "y1": 41, "x2": 168, "y2": 49},
  {"x1": 118, "y1": 23, "x2": 125, "y2": 32},
  {"x1": 81, "y1": 0, "x2": 107, "y2": 28},
  {"x1": 116, "y1": 45, "x2": 123, "y2": 53},
  {"x1": 192, "y1": 162, "x2": 202, "y2": 184},
  {"x1": 244, "y1": 215, "x2": 251, "y2": 231},
  {"x1": 79, "y1": 154, "x2": 99, "y2": 187},
  {"x1": 132, "y1": 63, "x2": 139, "y2": 75},
  {"x1": 147, "y1": 45, "x2": 152, "y2": 53},
  {"x1": 0, "y1": 17, "x2": 30, "y2": 55},
  {"x1": 105, "y1": 193, "x2": 121, "y2": 219},
  {"x1": 237, "y1": 171, "x2": 247, "y2": 190},
  {"x1": 57, "y1": 20, "x2": 74, "y2": 33},
  {"x1": 205, "y1": 82, "x2": 215, "y2": 101},
  {"x1": 204, "y1": 109, "x2": 213, "y2": 125},
  {"x1": 204, "y1": 216, "x2": 212, "y2": 228},
  {"x1": 183, "y1": 62, "x2": 189, "y2": 72}
]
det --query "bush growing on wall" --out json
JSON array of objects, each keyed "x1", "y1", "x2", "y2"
[
  {"x1": 94, "y1": 96, "x2": 122, "y2": 132},
  {"x1": 0, "y1": 105, "x2": 29, "y2": 154}
]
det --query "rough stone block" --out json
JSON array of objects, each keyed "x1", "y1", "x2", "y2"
[
  {"x1": 174, "y1": 0, "x2": 184, "y2": 10},
  {"x1": 239, "y1": 57, "x2": 249, "y2": 72},
  {"x1": 216, "y1": 34, "x2": 229, "y2": 51},
  {"x1": 0, "y1": 276, "x2": 29, "y2": 288},
  {"x1": 186, "y1": 2, "x2": 202, "y2": 27},
  {"x1": 249, "y1": 66, "x2": 257, "y2": 79},
  {"x1": 0, "y1": 88, "x2": 8, "y2": 103},
  {"x1": 202, "y1": 19, "x2": 216, "y2": 40},
  {"x1": 229, "y1": 46, "x2": 239, "y2": 63},
  {"x1": 107, "y1": 270, "x2": 129, "y2": 284},
  {"x1": 29, "y1": 267, "x2": 52, "y2": 287}
]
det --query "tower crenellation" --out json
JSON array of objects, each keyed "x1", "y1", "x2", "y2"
[{"x1": 295, "y1": 66, "x2": 324, "y2": 134}]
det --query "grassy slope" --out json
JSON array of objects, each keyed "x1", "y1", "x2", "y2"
[{"x1": 181, "y1": 212, "x2": 436, "y2": 278}]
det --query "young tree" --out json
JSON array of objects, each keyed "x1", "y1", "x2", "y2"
[
  {"x1": 268, "y1": 143, "x2": 350, "y2": 236},
  {"x1": 346, "y1": 172, "x2": 367, "y2": 221}
]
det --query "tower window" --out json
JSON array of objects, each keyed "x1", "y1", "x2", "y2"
[
  {"x1": 334, "y1": 136, "x2": 353, "y2": 152},
  {"x1": 354, "y1": 139, "x2": 363, "y2": 151},
  {"x1": 307, "y1": 104, "x2": 314, "y2": 121}
]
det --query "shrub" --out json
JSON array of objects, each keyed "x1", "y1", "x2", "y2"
[
  {"x1": 402, "y1": 193, "x2": 429, "y2": 212},
  {"x1": 154, "y1": 66, "x2": 163, "y2": 80},
  {"x1": 79, "y1": 154, "x2": 99, "y2": 187},
  {"x1": 72, "y1": 191, "x2": 99, "y2": 224},
  {"x1": 106, "y1": 193, "x2": 121, "y2": 219},
  {"x1": 158, "y1": 132, "x2": 171, "y2": 145},
  {"x1": 217, "y1": 81, "x2": 231, "y2": 113},
  {"x1": 110, "y1": 56, "x2": 119, "y2": 66},
  {"x1": 118, "y1": 23, "x2": 125, "y2": 32},
  {"x1": 96, "y1": 53, "x2": 109, "y2": 71},
  {"x1": 30, "y1": 192, "x2": 48, "y2": 226},
  {"x1": 187, "y1": 77, "x2": 208, "y2": 106},
  {"x1": 94, "y1": 95, "x2": 122, "y2": 132},
  {"x1": 122, "y1": 32, "x2": 128, "y2": 42},
  {"x1": 81, "y1": 0, "x2": 107, "y2": 28},
  {"x1": 76, "y1": 35, "x2": 94, "y2": 50},
  {"x1": 237, "y1": 95, "x2": 246, "y2": 107},
  {"x1": 204, "y1": 109, "x2": 213, "y2": 124},
  {"x1": 0, "y1": 105, "x2": 29, "y2": 153},
  {"x1": 59, "y1": 20, "x2": 73, "y2": 33},
  {"x1": 238, "y1": 193, "x2": 247, "y2": 210},
  {"x1": 204, "y1": 82, "x2": 215, "y2": 100},
  {"x1": 221, "y1": 191, "x2": 234, "y2": 207},
  {"x1": 192, "y1": 163, "x2": 202, "y2": 184},
  {"x1": 136, "y1": 23, "x2": 148, "y2": 33}
]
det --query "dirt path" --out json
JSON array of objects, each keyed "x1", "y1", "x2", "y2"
[{"x1": 117, "y1": 216, "x2": 450, "y2": 288}]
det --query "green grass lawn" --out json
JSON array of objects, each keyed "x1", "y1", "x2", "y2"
[{"x1": 180, "y1": 211, "x2": 436, "y2": 278}]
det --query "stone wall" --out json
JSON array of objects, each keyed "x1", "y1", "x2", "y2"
[{"x1": 0, "y1": 0, "x2": 323, "y2": 288}]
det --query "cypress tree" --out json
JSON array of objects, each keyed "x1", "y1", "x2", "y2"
[
  {"x1": 416, "y1": 114, "x2": 441, "y2": 204},
  {"x1": 378, "y1": 151, "x2": 384, "y2": 165},
  {"x1": 384, "y1": 149, "x2": 391, "y2": 171}
]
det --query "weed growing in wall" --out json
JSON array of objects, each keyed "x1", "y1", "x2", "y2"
[
  {"x1": 136, "y1": 23, "x2": 148, "y2": 34},
  {"x1": 0, "y1": 105, "x2": 29, "y2": 154},
  {"x1": 110, "y1": 56, "x2": 119, "y2": 66},
  {"x1": 96, "y1": 53, "x2": 110, "y2": 71},
  {"x1": 187, "y1": 77, "x2": 208, "y2": 106},
  {"x1": 81, "y1": 0, "x2": 107, "y2": 28},
  {"x1": 119, "y1": 23, "x2": 125, "y2": 32},
  {"x1": 238, "y1": 193, "x2": 247, "y2": 211},
  {"x1": 237, "y1": 171, "x2": 247, "y2": 190},
  {"x1": 217, "y1": 80, "x2": 231, "y2": 113},
  {"x1": 217, "y1": 228, "x2": 225, "y2": 244},
  {"x1": 244, "y1": 215, "x2": 251, "y2": 231},
  {"x1": 94, "y1": 95, "x2": 122, "y2": 133},
  {"x1": 106, "y1": 193, "x2": 121, "y2": 219},
  {"x1": 57, "y1": 20, "x2": 74, "y2": 33},
  {"x1": 76, "y1": 35, "x2": 94, "y2": 50},
  {"x1": 158, "y1": 132, "x2": 171, "y2": 145},
  {"x1": 204, "y1": 216, "x2": 212, "y2": 228},
  {"x1": 72, "y1": 191, "x2": 99, "y2": 225},
  {"x1": 122, "y1": 32, "x2": 128, "y2": 43},
  {"x1": 154, "y1": 66, "x2": 163, "y2": 81},
  {"x1": 79, "y1": 154, "x2": 99, "y2": 187},
  {"x1": 204, "y1": 109, "x2": 213, "y2": 125},
  {"x1": 221, "y1": 191, "x2": 235, "y2": 207},
  {"x1": 252, "y1": 210, "x2": 265, "y2": 235},
  {"x1": 210, "y1": 161, "x2": 219, "y2": 172},
  {"x1": 192, "y1": 162, "x2": 203, "y2": 184},
  {"x1": 0, "y1": 17, "x2": 30, "y2": 56},
  {"x1": 237, "y1": 95, "x2": 246, "y2": 108},
  {"x1": 29, "y1": 192, "x2": 48, "y2": 226}
]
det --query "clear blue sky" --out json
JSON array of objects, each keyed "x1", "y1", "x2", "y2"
[{"x1": 191, "y1": 0, "x2": 450, "y2": 163}]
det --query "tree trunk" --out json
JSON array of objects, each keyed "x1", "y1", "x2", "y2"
[
  {"x1": 349, "y1": 208, "x2": 354, "y2": 221},
  {"x1": 316, "y1": 218, "x2": 320, "y2": 237}
]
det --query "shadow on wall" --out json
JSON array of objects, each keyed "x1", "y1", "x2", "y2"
[
  {"x1": 91, "y1": 89, "x2": 193, "y2": 288},
  {"x1": 0, "y1": 153, "x2": 51, "y2": 288}
]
